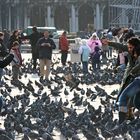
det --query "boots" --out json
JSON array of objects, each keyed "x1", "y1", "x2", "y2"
[{"x1": 119, "y1": 112, "x2": 126, "y2": 124}]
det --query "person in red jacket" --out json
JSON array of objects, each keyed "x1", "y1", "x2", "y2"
[{"x1": 59, "y1": 31, "x2": 69, "y2": 66}]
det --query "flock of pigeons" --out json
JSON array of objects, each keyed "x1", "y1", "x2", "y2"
[{"x1": 0, "y1": 53, "x2": 140, "y2": 140}]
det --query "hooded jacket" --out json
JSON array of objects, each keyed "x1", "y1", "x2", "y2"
[{"x1": 87, "y1": 33, "x2": 102, "y2": 54}]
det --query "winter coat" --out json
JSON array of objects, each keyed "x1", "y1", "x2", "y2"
[
  {"x1": 87, "y1": 39, "x2": 102, "y2": 54},
  {"x1": 108, "y1": 42, "x2": 136, "y2": 93},
  {"x1": 10, "y1": 47, "x2": 22, "y2": 66},
  {"x1": 0, "y1": 39, "x2": 8, "y2": 57},
  {"x1": 78, "y1": 44, "x2": 91, "y2": 62},
  {"x1": 0, "y1": 54, "x2": 14, "y2": 68},
  {"x1": 23, "y1": 31, "x2": 42, "y2": 58},
  {"x1": 37, "y1": 37, "x2": 56, "y2": 60},
  {"x1": 24, "y1": 31, "x2": 42, "y2": 49},
  {"x1": 92, "y1": 51, "x2": 101, "y2": 63},
  {"x1": 59, "y1": 34, "x2": 69, "y2": 52}
]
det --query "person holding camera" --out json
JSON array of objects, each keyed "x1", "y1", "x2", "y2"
[{"x1": 37, "y1": 30, "x2": 56, "y2": 84}]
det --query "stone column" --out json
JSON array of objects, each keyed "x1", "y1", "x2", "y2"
[
  {"x1": 47, "y1": 5, "x2": 51, "y2": 26},
  {"x1": 8, "y1": 6, "x2": 11, "y2": 31},
  {"x1": 100, "y1": 6, "x2": 105, "y2": 29},
  {"x1": 24, "y1": 7, "x2": 28, "y2": 28},
  {"x1": 69, "y1": 12, "x2": 72, "y2": 32},
  {"x1": 50, "y1": 7, "x2": 54, "y2": 27},
  {"x1": 44, "y1": 7, "x2": 47, "y2": 26},
  {"x1": 75, "y1": 9, "x2": 79, "y2": 32},
  {"x1": 24, "y1": 7, "x2": 30, "y2": 28},
  {"x1": 95, "y1": 3, "x2": 101, "y2": 30},
  {"x1": 0, "y1": 6, "x2": 2, "y2": 30},
  {"x1": 16, "y1": 7, "x2": 20, "y2": 29},
  {"x1": 27, "y1": 9, "x2": 30, "y2": 26},
  {"x1": 94, "y1": 8, "x2": 96, "y2": 30},
  {"x1": 70, "y1": 5, "x2": 76, "y2": 32}
]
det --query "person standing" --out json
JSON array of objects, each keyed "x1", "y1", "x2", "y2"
[
  {"x1": 87, "y1": 32, "x2": 102, "y2": 54},
  {"x1": 23, "y1": 26, "x2": 42, "y2": 71},
  {"x1": 59, "y1": 31, "x2": 69, "y2": 66},
  {"x1": 37, "y1": 30, "x2": 56, "y2": 84},
  {"x1": 10, "y1": 41, "x2": 22, "y2": 84},
  {"x1": 78, "y1": 39, "x2": 91, "y2": 74},
  {"x1": 91, "y1": 45, "x2": 101, "y2": 71}
]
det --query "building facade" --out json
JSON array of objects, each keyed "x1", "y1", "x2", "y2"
[
  {"x1": 0, "y1": 0, "x2": 108, "y2": 32},
  {"x1": 109, "y1": 0, "x2": 140, "y2": 30}
]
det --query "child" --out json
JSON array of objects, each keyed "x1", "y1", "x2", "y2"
[
  {"x1": 92, "y1": 44, "x2": 101, "y2": 71},
  {"x1": 78, "y1": 39, "x2": 91, "y2": 74},
  {"x1": 10, "y1": 41, "x2": 22, "y2": 84}
]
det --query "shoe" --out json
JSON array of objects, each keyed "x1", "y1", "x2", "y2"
[{"x1": 39, "y1": 76, "x2": 44, "y2": 83}]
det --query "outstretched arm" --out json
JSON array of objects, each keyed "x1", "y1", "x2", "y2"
[{"x1": 0, "y1": 54, "x2": 14, "y2": 68}]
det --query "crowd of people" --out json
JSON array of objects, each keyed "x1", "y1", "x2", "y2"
[{"x1": 0, "y1": 26, "x2": 140, "y2": 126}]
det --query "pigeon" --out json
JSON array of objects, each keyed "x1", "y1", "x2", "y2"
[{"x1": 64, "y1": 88, "x2": 69, "y2": 96}]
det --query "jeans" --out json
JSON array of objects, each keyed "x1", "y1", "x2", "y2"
[
  {"x1": 82, "y1": 61, "x2": 88, "y2": 73},
  {"x1": 117, "y1": 64, "x2": 126, "y2": 72},
  {"x1": 92, "y1": 61, "x2": 100, "y2": 71},
  {"x1": 118, "y1": 78, "x2": 140, "y2": 112},
  {"x1": 32, "y1": 50, "x2": 38, "y2": 70},
  {"x1": 61, "y1": 51, "x2": 68, "y2": 65},
  {"x1": 107, "y1": 47, "x2": 112, "y2": 58}
]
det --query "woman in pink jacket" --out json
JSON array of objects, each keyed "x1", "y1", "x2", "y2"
[{"x1": 87, "y1": 32, "x2": 102, "y2": 54}]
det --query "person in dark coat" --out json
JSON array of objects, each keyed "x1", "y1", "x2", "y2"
[
  {"x1": 37, "y1": 30, "x2": 56, "y2": 83},
  {"x1": 0, "y1": 32, "x2": 9, "y2": 85},
  {"x1": 92, "y1": 45, "x2": 101, "y2": 71},
  {"x1": 24, "y1": 26, "x2": 42, "y2": 71}
]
